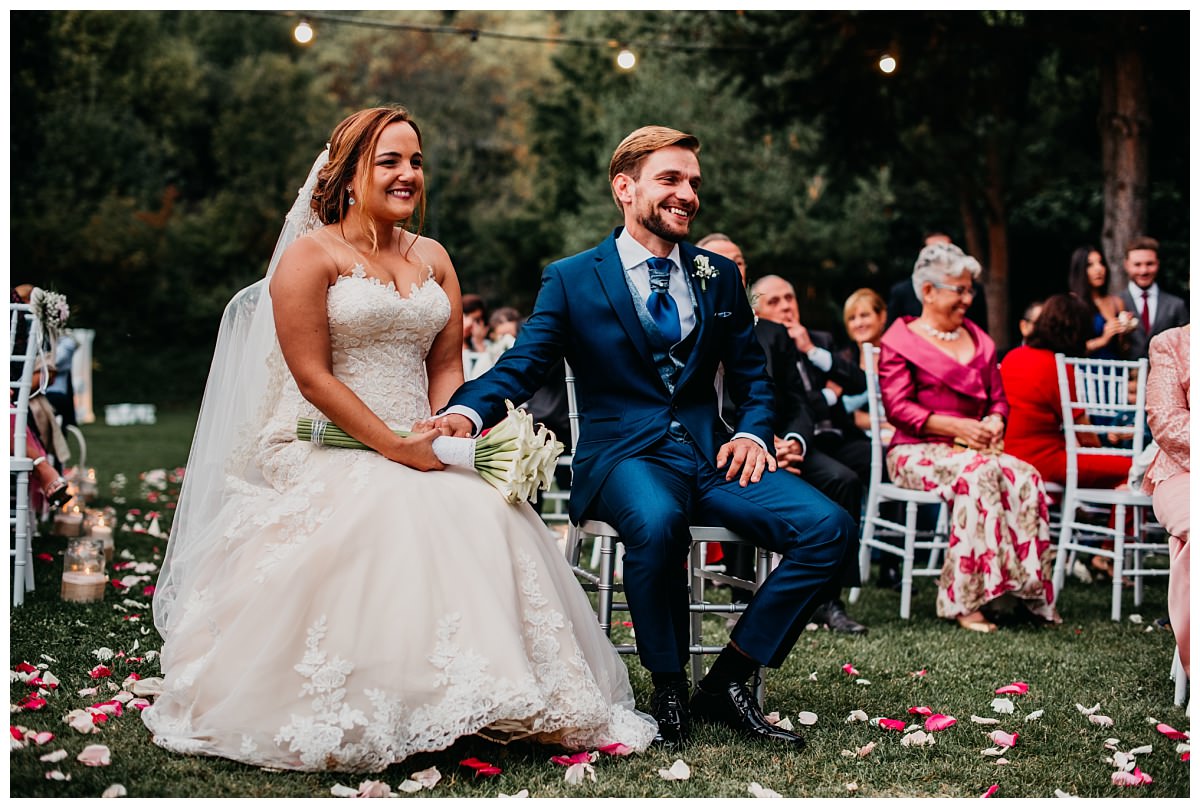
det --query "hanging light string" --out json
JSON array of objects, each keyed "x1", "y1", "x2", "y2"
[{"x1": 254, "y1": 9, "x2": 759, "y2": 53}]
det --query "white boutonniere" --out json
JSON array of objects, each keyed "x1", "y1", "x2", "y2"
[{"x1": 693, "y1": 255, "x2": 719, "y2": 291}]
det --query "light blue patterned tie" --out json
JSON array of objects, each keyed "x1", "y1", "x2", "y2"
[{"x1": 645, "y1": 257, "x2": 681, "y2": 345}]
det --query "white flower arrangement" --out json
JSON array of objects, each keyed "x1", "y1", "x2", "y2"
[
  {"x1": 297, "y1": 401, "x2": 564, "y2": 504},
  {"x1": 30, "y1": 288, "x2": 70, "y2": 340},
  {"x1": 692, "y1": 255, "x2": 719, "y2": 291}
]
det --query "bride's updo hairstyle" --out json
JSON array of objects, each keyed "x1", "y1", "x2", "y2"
[{"x1": 311, "y1": 106, "x2": 426, "y2": 251}]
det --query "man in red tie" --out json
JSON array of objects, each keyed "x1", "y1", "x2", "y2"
[{"x1": 1118, "y1": 236, "x2": 1189, "y2": 361}]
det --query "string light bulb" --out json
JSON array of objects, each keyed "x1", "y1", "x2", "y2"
[
  {"x1": 878, "y1": 53, "x2": 897, "y2": 74},
  {"x1": 615, "y1": 47, "x2": 637, "y2": 71},
  {"x1": 293, "y1": 19, "x2": 315, "y2": 45}
]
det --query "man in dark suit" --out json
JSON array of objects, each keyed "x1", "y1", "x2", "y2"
[
  {"x1": 1118, "y1": 235, "x2": 1189, "y2": 361},
  {"x1": 437, "y1": 126, "x2": 853, "y2": 749},
  {"x1": 698, "y1": 234, "x2": 868, "y2": 635},
  {"x1": 887, "y1": 231, "x2": 989, "y2": 331}
]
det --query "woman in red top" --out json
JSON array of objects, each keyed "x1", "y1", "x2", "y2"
[
  {"x1": 879, "y1": 243, "x2": 1058, "y2": 633},
  {"x1": 1000, "y1": 294, "x2": 1131, "y2": 489}
]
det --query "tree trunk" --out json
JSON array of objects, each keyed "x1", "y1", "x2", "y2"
[
  {"x1": 981, "y1": 137, "x2": 1010, "y2": 353},
  {"x1": 1099, "y1": 44, "x2": 1151, "y2": 294}
]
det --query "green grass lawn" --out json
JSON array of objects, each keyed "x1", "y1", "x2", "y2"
[{"x1": 8, "y1": 413, "x2": 1191, "y2": 798}]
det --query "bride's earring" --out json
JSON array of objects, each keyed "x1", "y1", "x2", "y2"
[{"x1": 347, "y1": 187, "x2": 356, "y2": 206}]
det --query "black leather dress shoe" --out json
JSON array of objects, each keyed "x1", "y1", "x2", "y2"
[
  {"x1": 811, "y1": 600, "x2": 869, "y2": 635},
  {"x1": 650, "y1": 682, "x2": 691, "y2": 747},
  {"x1": 876, "y1": 564, "x2": 903, "y2": 591},
  {"x1": 690, "y1": 681, "x2": 806, "y2": 747}
]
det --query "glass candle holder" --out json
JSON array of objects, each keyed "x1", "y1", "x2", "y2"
[{"x1": 61, "y1": 536, "x2": 107, "y2": 603}]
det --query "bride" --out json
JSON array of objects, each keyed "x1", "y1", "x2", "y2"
[{"x1": 142, "y1": 106, "x2": 657, "y2": 772}]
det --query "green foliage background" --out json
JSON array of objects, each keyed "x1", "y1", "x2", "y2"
[{"x1": 10, "y1": 10, "x2": 1188, "y2": 407}]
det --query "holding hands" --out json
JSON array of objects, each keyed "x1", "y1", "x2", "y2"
[{"x1": 773, "y1": 435, "x2": 805, "y2": 476}]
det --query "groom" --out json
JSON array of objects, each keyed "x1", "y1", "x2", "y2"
[{"x1": 437, "y1": 126, "x2": 853, "y2": 748}]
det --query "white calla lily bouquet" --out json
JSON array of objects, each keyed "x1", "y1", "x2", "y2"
[{"x1": 297, "y1": 401, "x2": 563, "y2": 504}]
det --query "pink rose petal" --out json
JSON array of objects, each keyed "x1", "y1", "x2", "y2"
[
  {"x1": 1156, "y1": 722, "x2": 1189, "y2": 741},
  {"x1": 994, "y1": 681, "x2": 1029, "y2": 695},
  {"x1": 908, "y1": 706, "x2": 933, "y2": 716},
  {"x1": 982, "y1": 784, "x2": 999, "y2": 798},
  {"x1": 842, "y1": 664, "x2": 860, "y2": 676},
  {"x1": 550, "y1": 751, "x2": 593, "y2": 766},
  {"x1": 598, "y1": 742, "x2": 632, "y2": 756},
  {"x1": 987, "y1": 730, "x2": 1018, "y2": 748},
  {"x1": 924, "y1": 714, "x2": 957, "y2": 732},
  {"x1": 878, "y1": 718, "x2": 906, "y2": 731},
  {"x1": 32, "y1": 731, "x2": 55, "y2": 745},
  {"x1": 911, "y1": 669, "x2": 928, "y2": 677},
  {"x1": 1111, "y1": 767, "x2": 1153, "y2": 787}
]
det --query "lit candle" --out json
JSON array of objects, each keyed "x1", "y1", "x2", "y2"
[
  {"x1": 61, "y1": 536, "x2": 107, "y2": 603},
  {"x1": 52, "y1": 507, "x2": 84, "y2": 537},
  {"x1": 90, "y1": 523, "x2": 114, "y2": 564}
]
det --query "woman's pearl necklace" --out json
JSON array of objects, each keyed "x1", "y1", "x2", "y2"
[{"x1": 916, "y1": 320, "x2": 964, "y2": 342}]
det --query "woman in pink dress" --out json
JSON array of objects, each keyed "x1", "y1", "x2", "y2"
[
  {"x1": 879, "y1": 243, "x2": 1059, "y2": 632},
  {"x1": 1143, "y1": 325, "x2": 1190, "y2": 676}
]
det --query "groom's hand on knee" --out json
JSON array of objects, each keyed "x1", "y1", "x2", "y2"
[{"x1": 716, "y1": 438, "x2": 776, "y2": 487}]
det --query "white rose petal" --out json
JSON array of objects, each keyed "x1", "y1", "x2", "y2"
[
  {"x1": 1129, "y1": 614, "x2": 1143, "y2": 624},
  {"x1": 991, "y1": 698, "x2": 1015, "y2": 714},
  {"x1": 411, "y1": 765, "x2": 441, "y2": 789},
  {"x1": 855, "y1": 678, "x2": 872, "y2": 686},
  {"x1": 1088, "y1": 714, "x2": 1114, "y2": 727},
  {"x1": 499, "y1": 790, "x2": 530, "y2": 798},
  {"x1": 846, "y1": 782, "x2": 859, "y2": 793},
  {"x1": 980, "y1": 747, "x2": 1006, "y2": 756},
  {"x1": 355, "y1": 780, "x2": 391, "y2": 798},
  {"x1": 39, "y1": 749, "x2": 68, "y2": 763},
  {"x1": 995, "y1": 757, "x2": 1010, "y2": 765},
  {"x1": 748, "y1": 782, "x2": 783, "y2": 798},
  {"x1": 658, "y1": 759, "x2": 691, "y2": 781},
  {"x1": 1053, "y1": 789, "x2": 1076, "y2": 798},
  {"x1": 46, "y1": 770, "x2": 71, "y2": 781},
  {"x1": 397, "y1": 781, "x2": 421, "y2": 793},
  {"x1": 101, "y1": 784, "x2": 127, "y2": 798},
  {"x1": 1024, "y1": 709, "x2": 1045, "y2": 722},
  {"x1": 901, "y1": 730, "x2": 936, "y2": 747},
  {"x1": 1075, "y1": 702, "x2": 1101, "y2": 716},
  {"x1": 775, "y1": 717, "x2": 795, "y2": 731},
  {"x1": 1103, "y1": 738, "x2": 1122, "y2": 750},
  {"x1": 78, "y1": 744, "x2": 112, "y2": 766},
  {"x1": 1129, "y1": 745, "x2": 1153, "y2": 756},
  {"x1": 796, "y1": 711, "x2": 818, "y2": 726},
  {"x1": 92, "y1": 648, "x2": 115, "y2": 661},
  {"x1": 971, "y1": 715, "x2": 1000, "y2": 725},
  {"x1": 846, "y1": 710, "x2": 869, "y2": 723},
  {"x1": 564, "y1": 762, "x2": 596, "y2": 785}
]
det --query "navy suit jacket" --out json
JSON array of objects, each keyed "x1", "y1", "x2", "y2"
[{"x1": 447, "y1": 228, "x2": 776, "y2": 523}]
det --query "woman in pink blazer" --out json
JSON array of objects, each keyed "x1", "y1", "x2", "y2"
[
  {"x1": 1143, "y1": 325, "x2": 1189, "y2": 676},
  {"x1": 879, "y1": 243, "x2": 1059, "y2": 632}
]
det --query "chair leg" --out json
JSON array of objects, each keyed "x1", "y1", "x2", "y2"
[
  {"x1": 1052, "y1": 497, "x2": 1076, "y2": 596},
  {"x1": 689, "y1": 542, "x2": 704, "y2": 686},
  {"x1": 597, "y1": 535, "x2": 616, "y2": 635},
  {"x1": 1132, "y1": 508, "x2": 1145, "y2": 608},
  {"x1": 900, "y1": 501, "x2": 918, "y2": 620},
  {"x1": 1110, "y1": 505, "x2": 1125, "y2": 622}
]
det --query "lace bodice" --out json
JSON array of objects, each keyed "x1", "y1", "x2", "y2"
[{"x1": 255, "y1": 266, "x2": 450, "y2": 485}]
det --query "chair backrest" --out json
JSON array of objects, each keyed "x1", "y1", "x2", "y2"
[
  {"x1": 861, "y1": 343, "x2": 888, "y2": 491},
  {"x1": 10, "y1": 303, "x2": 45, "y2": 462},
  {"x1": 564, "y1": 360, "x2": 581, "y2": 453},
  {"x1": 1054, "y1": 354, "x2": 1149, "y2": 491}
]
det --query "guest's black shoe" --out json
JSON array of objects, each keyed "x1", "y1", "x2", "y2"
[
  {"x1": 690, "y1": 680, "x2": 806, "y2": 748},
  {"x1": 649, "y1": 682, "x2": 691, "y2": 747},
  {"x1": 876, "y1": 564, "x2": 903, "y2": 591},
  {"x1": 811, "y1": 600, "x2": 869, "y2": 635}
]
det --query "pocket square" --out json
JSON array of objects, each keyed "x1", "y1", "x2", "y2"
[{"x1": 715, "y1": 311, "x2": 733, "y2": 318}]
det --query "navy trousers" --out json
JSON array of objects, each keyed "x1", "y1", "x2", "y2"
[{"x1": 593, "y1": 433, "x2": 853, "y2": 673}]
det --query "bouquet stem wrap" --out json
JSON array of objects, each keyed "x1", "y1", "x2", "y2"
[{"x1": 297, "y1": 401, "x2": 564, "y2": 504}]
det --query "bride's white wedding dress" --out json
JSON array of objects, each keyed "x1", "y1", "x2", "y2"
[{"x1": 142, "y1": 265, "x2": 657, "y2": 772}]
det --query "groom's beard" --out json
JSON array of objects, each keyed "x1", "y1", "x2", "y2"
[{"x1": 637, "y1": 203, "x2": 691, "y2": 244}]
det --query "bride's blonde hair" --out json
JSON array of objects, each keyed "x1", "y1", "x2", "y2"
[{"x1": 311, "y1": 106, "x2": 426, "y2": 252}]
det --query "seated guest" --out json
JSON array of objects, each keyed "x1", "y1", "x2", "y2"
[
  {"x1": 486, "y1": 306, "x2": 522, "y2": 363},
  {"x1": 1000, "y1": 293, "x2": 1132, "y2": 489},
  {"x1": 886, "y1": 229, "x2": 989, "y2": 332},
  {"x1": 44, "y1": 331, "x2": 79, "y2": 430},
  {"x1": 879, "y1": 242, "x2": 1059, "y2": 632},
  {"x1": 838, "y1": 288, "x2": 891, "y2": 438},
  {"x1": 461, "y1": 293, "x2": 493, "y2": 381},
  {"x1": 1017, "y1": 299, "x2": 1043, "y2": 344},
  {"x1": 1143, "y1": 324, "x2": 1190, "y2": 677}
]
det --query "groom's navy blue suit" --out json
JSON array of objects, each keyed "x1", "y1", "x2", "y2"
[{"x1": 448, "y1": 228, "x2": 852, "y2": 673}]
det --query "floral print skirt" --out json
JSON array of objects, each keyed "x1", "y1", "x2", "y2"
[{"x1": 886, "y1": 443, "x2": 1060, "y2": 623}]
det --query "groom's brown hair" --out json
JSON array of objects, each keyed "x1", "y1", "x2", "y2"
[{"x1": 608, "y1": 126, "x2": 700, "y2": 209}]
